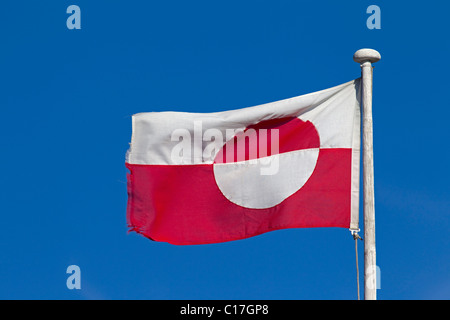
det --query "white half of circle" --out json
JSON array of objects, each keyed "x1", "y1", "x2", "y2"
[{"x1": 213, "y1": 148, "x2": 320, "y2": 209}]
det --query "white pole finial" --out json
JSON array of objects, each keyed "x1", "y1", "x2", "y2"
[
  {"x1": 353, "y1": 49, "x2": 381, "y2": 64},
  {"x1": 354, "y1": 48, "x2": 380, "y2": 300}
]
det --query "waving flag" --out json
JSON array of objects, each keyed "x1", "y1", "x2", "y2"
[{"x1": 125, "y1": 79, "x2": 361, "y2": 245}]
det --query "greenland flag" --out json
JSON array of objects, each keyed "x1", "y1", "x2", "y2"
[{"x1": 126, "y1": 79, "x2": 361, "y2": 245}]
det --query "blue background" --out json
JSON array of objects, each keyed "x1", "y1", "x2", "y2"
[{"x1": 0, "y1": 0, "x2": 449, "y2": 299}]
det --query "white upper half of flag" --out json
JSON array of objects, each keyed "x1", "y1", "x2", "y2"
[{"x1": 127, "y1": 79, "x2": 361, "y2": 165}]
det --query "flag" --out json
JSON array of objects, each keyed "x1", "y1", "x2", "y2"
[{"x1": 125, "y1": 79, "x2": 361, "y2": 245}]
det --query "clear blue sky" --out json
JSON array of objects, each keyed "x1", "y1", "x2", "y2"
[{"x1": 0, "y1": 0, "x2": 449, "y2": 299}]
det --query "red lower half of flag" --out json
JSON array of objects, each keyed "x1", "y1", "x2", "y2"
[{"x1": 125, "y1": 148, "x2": 351, "y2": 245}]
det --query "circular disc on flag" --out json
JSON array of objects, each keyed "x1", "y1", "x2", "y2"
[{"x1": 213, "y1": 117, "x2": 320, "y2": 209}]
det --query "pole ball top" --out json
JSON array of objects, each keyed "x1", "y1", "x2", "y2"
[{"x1": 353, "y1": 49, "x2": 381, "y2": 64}]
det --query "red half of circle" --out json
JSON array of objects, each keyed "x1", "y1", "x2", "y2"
[{"x1": 214, "y1": 116, "x2": 320, "y2": 164}]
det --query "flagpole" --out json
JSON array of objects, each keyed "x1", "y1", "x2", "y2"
[{"x1": 353, "y1": 48, "x2": 381, "y2": 300}]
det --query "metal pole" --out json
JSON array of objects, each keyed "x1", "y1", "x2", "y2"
[{"x1": 353, "y1": 48, "x2": 381, "y2": 300}]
